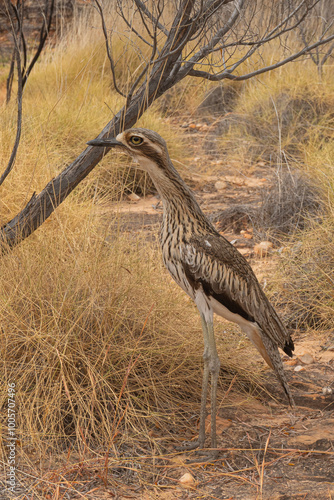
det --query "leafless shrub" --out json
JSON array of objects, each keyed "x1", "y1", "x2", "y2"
[
  {"x1": 274, "y1": 220, "x2": 334, "y2": 329},
  {"x1": 211, "y1": 205, "x2": 257, "y2": 233},
  {"x1": 211, "y1": 170, "x2": 322, "y2": 242},
  {"x1": 4, "y1": 0, "x2": 56, "y2": 103},
  {"x1": 296, "y1": 0, "x2": 334, "y2": 76},
  {"x1": 196, "y1": 82, "x2": 243, "y2": 118},
  {"x1": 255, "y1": 170, "x2": 323, "y2": 242}
]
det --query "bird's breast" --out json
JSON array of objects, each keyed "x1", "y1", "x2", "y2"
[{"x1": 160, "y1": 224, "x2": 196, "y2": 299}]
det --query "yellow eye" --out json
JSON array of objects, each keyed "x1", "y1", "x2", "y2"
[{"x1": 130, "y1": 136, "x2": 143, "y2": 146}]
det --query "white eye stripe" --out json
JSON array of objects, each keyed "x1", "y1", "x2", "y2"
[{"x1": 116, "y1": 131, "x2": 163, "y2": 156}]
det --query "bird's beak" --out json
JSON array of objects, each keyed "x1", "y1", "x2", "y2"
[{"x1": 87, "y1": 137, "x2": 123, "y2": 148}]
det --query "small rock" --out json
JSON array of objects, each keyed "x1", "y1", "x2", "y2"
[
  {"x1": 179, "y1": 472, "x2": 196, "y2": 488},
  {"x1": 127, "y1": 192, "x2": 140, "y2": 202},
  {"x1": 215, "y1": 180, "x2": 228, "y2": 190},
  {"x1": 188, "y1": 123, "x2": 197, "y2": 129},
  {"x1": 322, "y1": 387, "x2": 333, "y2": 395},
  {"x1": 299, "y1": 353, "x2": 314, "y2": 365},
  {"x1": 243, "y1": 233, "x2": 253, "y2": 240},
  {"x1": 254, "y1": 241, "x2": 273, "y2": 257},
  {"x1": 294, "y1": 365, "x2": 305, "y2": 372}
]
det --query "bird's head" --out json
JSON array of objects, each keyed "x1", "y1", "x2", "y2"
[{"x1": 87, "y1": 128, "x2": 169, "y2": 173}]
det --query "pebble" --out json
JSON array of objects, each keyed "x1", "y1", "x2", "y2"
[
  {"x1": 127, "y1": 192, "x2": 140, "y2": 201},
  {"x1": 179, "y1": 472, "x2": 196, "y2": 488},
  {"x1": 215, "y1": 180, "x2": 228, "y2": 190},
  {"x1": 322, "y1": 387, "x2": 333, "y2": 395},
  {"x1": 299, "y1": 353, "x2": 314, "y2": 365},
  {"x1": 294, "y1": 365, "x2": 305, "y2": 372}
]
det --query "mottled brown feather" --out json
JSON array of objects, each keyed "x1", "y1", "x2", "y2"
[{"x1": 182, "y1": 233, "x2": 294, "y2": 356}]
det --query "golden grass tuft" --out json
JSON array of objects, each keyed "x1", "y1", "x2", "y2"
[{"x1": 0, "y1": 207, "x2": 196, "y2": 452}]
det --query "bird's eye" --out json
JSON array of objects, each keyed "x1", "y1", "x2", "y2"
[{"x1": 130, "y1": 136, "x2": 143, "y2": 146}]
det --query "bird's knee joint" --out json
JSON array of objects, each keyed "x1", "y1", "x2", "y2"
[
  {"x1": 203, "y1": 348, "x2": 210, "y2": 362},
  {"x1": 209, "y1": 356, "x2": 220, "y2": 374}
]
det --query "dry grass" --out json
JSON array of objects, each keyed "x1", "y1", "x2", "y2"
[
  {"x1": 272, "y1": 211, "x2": 334, "y2": 330},
  {"x1": 255, "y1": 169, "x2": 323, "y2": 243},
  {"x1": 0, "y1": 209, "x2": 197, "y2": 452},
  {"x1": 217, "y1": 61, "x2": 334, "y2": 166}
]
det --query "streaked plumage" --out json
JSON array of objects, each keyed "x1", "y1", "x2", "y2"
[{"x1": 87, "y1": 128, "x2": 295, "y2": 456}]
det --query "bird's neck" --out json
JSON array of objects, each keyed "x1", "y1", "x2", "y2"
[{"x1": 145, "y1": 157, "x2": 211, "y2": 230}]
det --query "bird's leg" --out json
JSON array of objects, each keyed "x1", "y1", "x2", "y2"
[
  {"x1": 197, "y1": 316, "x2": 221, "y2": 451},
  {"x1": 205, "y1": 319, "x2": 221, "y2": 451},
  {"x1": 176, "y1": 316, "x2": 210, "y2": 452},
  {"x1": 177, "y1": 313, "x2": 221, "y2": 461},
  {"x1": 197, "y1": 328, "x2": 210, "y2": 449}
]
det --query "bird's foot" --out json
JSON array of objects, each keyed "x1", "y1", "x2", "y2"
[
  {"x1": 175, "y1": 440, "x2": 202, "y2": 452},
  {"x1": 175, "y1": 441, "x2": 221, "y2": 463},
  {"x1": 186, "y1": 448, "x2": 220, "y2": 464}
]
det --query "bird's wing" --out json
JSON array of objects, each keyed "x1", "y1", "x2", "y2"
[{"x1": 180, "y1": 233, "x2": 293, "y2": 354}]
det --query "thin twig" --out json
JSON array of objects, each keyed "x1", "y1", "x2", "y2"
[
  {"x1": 0, "y1": 4, "x2": 23, "y2": 186},
  {"x1": 94, "y1": 0, "x2": 126, "y2": 98},
  {"x1": 21, "y1": 0, "x2": 55, "y2": 89}
]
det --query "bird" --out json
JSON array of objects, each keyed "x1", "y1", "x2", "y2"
[{"x1": 87, "y1": 128, "x2": 295, "y2": 457}]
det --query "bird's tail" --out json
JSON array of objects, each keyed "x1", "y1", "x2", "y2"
[
  {"x1": 260, "y1": 331, "x2": 295, "y2": 408},
  {"x1": 242, "y1": 322, "x2": 294, "y2": 407}
]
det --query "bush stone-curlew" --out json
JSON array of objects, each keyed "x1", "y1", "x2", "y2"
[{"x1": 87, "y1": 128, "x2": 294, "y2": 458}]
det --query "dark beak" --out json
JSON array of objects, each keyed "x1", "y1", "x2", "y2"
[{"x1": 87, "y1": 137, "x2": 122, "y2": 148}]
